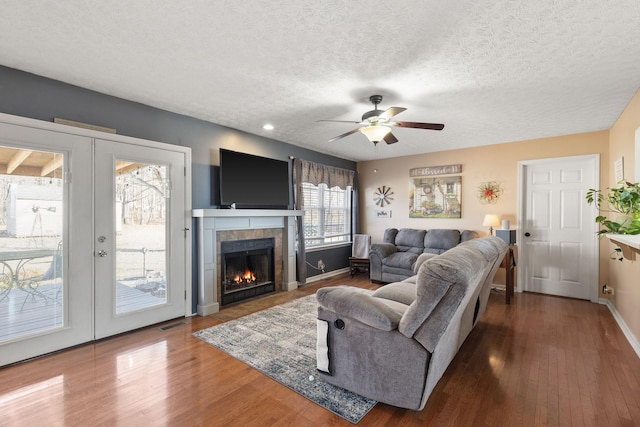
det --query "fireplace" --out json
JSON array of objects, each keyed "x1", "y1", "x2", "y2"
[{"x1": 220, "y1": 237, "x2": 275, "y2": 305}]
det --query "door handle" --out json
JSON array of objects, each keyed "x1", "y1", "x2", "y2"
[
  {"x1": 524, "y1": 232, "x2": 531, "y2": 237},
  {"x1": 97, "y1": 250, "x2": 107, "y2": 257}
]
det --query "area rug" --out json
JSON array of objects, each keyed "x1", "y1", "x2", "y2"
[{"x1": 193, "y1": 294, "x2": 377, "y2": 424}]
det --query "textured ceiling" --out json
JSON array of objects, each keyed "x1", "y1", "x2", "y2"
[{"x1": 1, "y1": 1, "x2": 639, "y2": 161}]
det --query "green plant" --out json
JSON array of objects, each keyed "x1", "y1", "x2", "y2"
[{"x1": 586, "y1": 180, "x2": 640, "y2": 235}]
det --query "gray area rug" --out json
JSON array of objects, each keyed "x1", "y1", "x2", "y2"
[{"x1": 193, "y1": 294, "x2": 377, "y2": 424}]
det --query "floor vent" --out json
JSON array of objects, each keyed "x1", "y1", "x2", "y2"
[{"x1": 160, "y1": 321, "x2": 186, "y2": 331}]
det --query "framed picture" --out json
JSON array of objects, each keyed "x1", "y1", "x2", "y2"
[{"x1": 409, "y1": 176, "x2": 462, "y2": 218}]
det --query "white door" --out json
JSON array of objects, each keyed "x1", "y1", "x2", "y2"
[
  {"x1": 0, "y1": 116, "x2": 190, "y2": 366},
  {"x1": 0, "y1": 122, "x2": 93, "y2": 366},
  {"x1": 519, "y1": 155, "x2": 599, "y2": 301},
  {"x1": 94, "y1": 139, "x2": 187, "y2": 339}
]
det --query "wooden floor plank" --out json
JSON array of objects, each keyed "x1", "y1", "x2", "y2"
[{"x1": 1, "y1": 275, "x2": 640, "y2": 426}]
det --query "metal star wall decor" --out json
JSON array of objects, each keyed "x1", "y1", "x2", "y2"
[{"x1": 374, "y1": 186, "x2": 394, "y2": 207}]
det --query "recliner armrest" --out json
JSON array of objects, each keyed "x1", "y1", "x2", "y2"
[
  {"x1": 316, "y1": 287, "x2": 403, "y2": 331},
  {"x1": 369, "y1": 242, "x2": 398, "y2": 259}
]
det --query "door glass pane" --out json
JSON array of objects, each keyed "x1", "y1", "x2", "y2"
[
  {"x1": 0, "y1": 146, "x2": 64, "y2": 342},
  {"x1": 115, "y1": 162, "x2": 168, "y2": 314}
]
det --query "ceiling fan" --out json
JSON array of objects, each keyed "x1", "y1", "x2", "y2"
[{"x1": 320, "y1": 95, "x2": 444, "y2": 145}]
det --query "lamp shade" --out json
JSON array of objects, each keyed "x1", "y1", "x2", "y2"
[
  {"x1": 360, "y1": 125, "x2": 391, "y2": 143},
  {"x1": 482, "y1": 214, "x2": 500, "y2": 227}
]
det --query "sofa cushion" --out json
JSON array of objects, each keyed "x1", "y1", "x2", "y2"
[
  {"x1": 461, "y1": 230, "x2": 480, "y2": 242},
  {"x1": 413, "y1": 253, "x2": 438, "y2": 274},
  {"x1": 316, "y1": 286, "x2": 403, "y2": 331},
  {"x1": 423, "y1": 229, "x2": 461, "y2": 254},
  {"x1": 383, "y1": 228, "x2": 399, "y2": 244},
  {"x1": 384, "y1": 251, "x2": 419, "y2": 269},
  {"x1": 395, "y1": 229, "x2": 426, "y2": 254},
  {"x1": 372, "y1": 281, "x2": 417, "y2": 306}
]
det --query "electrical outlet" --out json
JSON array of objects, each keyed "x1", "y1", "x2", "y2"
[
  {"x1": 317, "y1": 260, "x2": 325, "y2": 270},
  {"x1": 602, "y1": 284, "x2": 615, "y2": 295}
]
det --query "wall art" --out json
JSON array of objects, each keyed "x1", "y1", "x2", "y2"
[
  {"x1": 409, "y1": 176, "x2": 462, "y2": 218},
  {"x1": 374, "y1": 185, "x2": 393, "y2": 207},
  {"x1": 477, "y1": 181, "x2": 503, "y2": 204},
  {"x1": 375, "y1": 210, "x2": 392, "y2": 218},
  {"x1": 409, "y1": 164, "x2": 462, "y2": 177}
]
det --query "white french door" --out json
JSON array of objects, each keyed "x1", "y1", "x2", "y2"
[
  {"x1": 0, "y1": 115, "x2": 190, "y2": 366},
  {"x1": 0, "y1": 122, "x2": 93, "y2": 366},
  {"x1": 94, "y1": 139, "x2": 186, "y2": 339}
]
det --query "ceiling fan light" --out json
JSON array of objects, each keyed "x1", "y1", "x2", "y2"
[{"x1": 360, "y1": 125, "x2": 391, "y2": 143}]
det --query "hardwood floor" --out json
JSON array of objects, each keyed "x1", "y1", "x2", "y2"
[{"x1": 1, "y1": 274, "x2": 639, "y2": 426}]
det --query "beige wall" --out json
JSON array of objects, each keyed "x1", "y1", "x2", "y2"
[
  {"x1": 358, "y1": 130, "x2": 610, "y2": 288},
  {"x1": 607, "y1": 88, "x2": 640, "y2": 342}
]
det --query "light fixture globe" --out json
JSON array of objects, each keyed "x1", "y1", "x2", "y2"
[{"x1": 360, "y1": 125, "x2": 391, "y2": 144}]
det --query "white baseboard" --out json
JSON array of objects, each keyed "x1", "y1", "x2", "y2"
[
  {"x1": 600, "y1": 298, "x2": 640, "y2": 359},
  {"x1": 305, "y1": 267, "x2": 350, "y2": 284}
]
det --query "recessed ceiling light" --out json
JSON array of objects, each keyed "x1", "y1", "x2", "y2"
[{"x1": 262, "y1": 123, "x2": 274, "y2": 130}]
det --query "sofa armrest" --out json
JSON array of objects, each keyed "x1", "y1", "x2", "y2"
[
  {"x1": 316, "y1": 287, "x2": 403, "y2": 331},
  {"x1": 370, "y1": 242, "x2": 398, "y2": 259}
]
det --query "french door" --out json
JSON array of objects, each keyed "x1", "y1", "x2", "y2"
[
  {"x1": 94, "y1": 139, "x2": 186, "y2": 339},
  {"x1": 0, "y1": 117, "x2": 190, "y2": 366}
]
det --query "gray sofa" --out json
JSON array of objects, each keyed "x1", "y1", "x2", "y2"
[
  {"x1": 315, "y1": 236, "x2": 507, "y2": 410},
  {"x1": 370, "y1": 228, "x2": 479, "y2": 283}
]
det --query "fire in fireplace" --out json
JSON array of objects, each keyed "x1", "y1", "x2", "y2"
[{"x1": 220, "y1": 237, "x2": 275, "y2": 305}]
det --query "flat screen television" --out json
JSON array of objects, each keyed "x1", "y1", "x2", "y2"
[{"x1": 219, "y1": 149, "x2": 290, "y2": 209}]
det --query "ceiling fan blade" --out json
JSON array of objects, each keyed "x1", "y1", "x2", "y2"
[
  {"x1": 379, "y1": 107, "x2": 406, "y2": 120},
  {"x1": 328, "y1": 128, "x2": 360, "y2": 143},
  {"x1": 317, "y1": 119, "x2": 362, "y2": 124},
  {"x1": 383, "y1": 132, "x2": 398, "y2": 144},
  {"x1": 395, "y1": 121, "x2": 445, "y2": 130}
]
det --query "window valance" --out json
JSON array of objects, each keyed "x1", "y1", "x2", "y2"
[{"x1": 296, "y1": 159, "x2": 355, "y2": 189}]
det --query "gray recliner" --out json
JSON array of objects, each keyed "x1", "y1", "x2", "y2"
[{"x1": 316, "y1": 237, "x2": 507, "y2": 410}]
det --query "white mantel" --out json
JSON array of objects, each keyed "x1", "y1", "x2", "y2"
[{"x1": 192, "y1": 209, "x2": 303, "y2": 315}]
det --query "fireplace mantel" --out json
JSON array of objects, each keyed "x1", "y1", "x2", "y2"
[{"x1": 192, "y1": 209, "x2": 303, "y2": 315}]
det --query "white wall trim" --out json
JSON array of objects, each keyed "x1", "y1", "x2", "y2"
[
  {"x1": 305, "y1": 268, "x2": 350, "y2": 283},
  {"x1": 600, "y1": 298, "x2": 640, "y2": 359}
]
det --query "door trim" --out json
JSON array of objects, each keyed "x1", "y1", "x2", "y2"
[{"x1": 517, "y1": 154, "x2": 600, "y2": 302}]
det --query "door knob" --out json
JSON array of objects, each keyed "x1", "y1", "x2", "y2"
[
  {"x1": 97, "y1": 250, "x2": 107, "y2": 257},
  {"x1": 524, "y1": 232, "x2": 531, "y2": 237}
]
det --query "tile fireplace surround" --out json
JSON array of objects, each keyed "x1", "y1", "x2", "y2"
[{"x1": 192, "y1": 209, "x2": 303, "y2": 315}]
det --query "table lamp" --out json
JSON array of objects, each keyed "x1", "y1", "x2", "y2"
[{"x1": 482, "y1": 214, "x2": 500, "y2": 236}]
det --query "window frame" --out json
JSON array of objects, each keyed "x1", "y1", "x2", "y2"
[{"x1": 301, "y1": 182, "x2": 352, "y2": 249}]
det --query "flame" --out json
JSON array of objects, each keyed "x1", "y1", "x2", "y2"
[{"x1": 233, "y1": 268, "x2": 256, "y2": 284}]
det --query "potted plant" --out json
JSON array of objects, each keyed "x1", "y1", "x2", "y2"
[{"x1": 586, "y1": 180, "x2": 640, "y2": 235}]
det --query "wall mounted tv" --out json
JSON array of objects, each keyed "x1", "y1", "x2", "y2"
[{"x1": 219, "y1": 149, "x2": 291, "y2": 209}]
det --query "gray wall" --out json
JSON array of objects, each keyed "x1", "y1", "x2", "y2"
[{"x1": 0, "y1": 66, "x2": 356, "y2": 310}]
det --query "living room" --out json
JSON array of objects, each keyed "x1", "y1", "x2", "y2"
[{"x1": 1, "y1": 2, "x2": 640, "y2": 425}]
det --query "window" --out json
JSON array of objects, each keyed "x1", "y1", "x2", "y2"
[{"x1": 302, "y1": 182, "x2": 352, "y2": 248}]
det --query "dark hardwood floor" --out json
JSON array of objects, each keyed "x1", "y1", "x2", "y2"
[{"x1": 1, "y1": 274, "x2": 639, "y2": 426}]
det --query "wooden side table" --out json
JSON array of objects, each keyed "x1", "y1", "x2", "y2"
[
  {"x1": 500, "y1": 245, "x2": 516, "y2": 304},
  {"x1": 349, "y1": 257, "x2": 370, "y2": 278}
]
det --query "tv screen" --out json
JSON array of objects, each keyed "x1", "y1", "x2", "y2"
[{"x1": 219, "y1": 149, "x2": 290, "y2": 209}]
